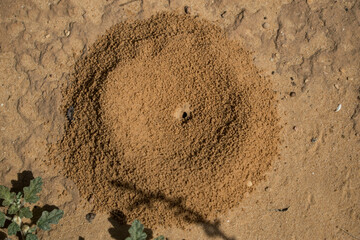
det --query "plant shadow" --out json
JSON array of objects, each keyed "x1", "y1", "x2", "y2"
[
  {"x1": 10, "y1": 170, "x2": 34, "y2": 193},
  {"x1": 108, "y1": 210, "x2": 154, "y2": 240},
  {"x1": 0, "y1": 231, "x2": 7, "y2": 240},
  {"x1": 109, "y1": 180, "x2": 236, "y2": 240}
]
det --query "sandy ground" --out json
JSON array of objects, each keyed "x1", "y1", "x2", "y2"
[{"x1": 0, "y1": 0, "x2": 359, "y2": 239}]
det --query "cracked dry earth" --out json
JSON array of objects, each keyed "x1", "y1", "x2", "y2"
[{"x1": 0, "y1": 0, "x2": 359, "y2": 240}]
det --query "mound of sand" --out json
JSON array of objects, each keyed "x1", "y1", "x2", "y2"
[{"x1": 53, "y1": 12, "x2": 279, "y2": 227}]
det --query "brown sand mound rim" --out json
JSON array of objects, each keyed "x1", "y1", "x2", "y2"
[{"x1": 52, "y1": 12, "x2": 280, "y2": 227}]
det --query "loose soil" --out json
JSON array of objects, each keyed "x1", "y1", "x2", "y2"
[
  {"x1": 52, "y1": 12, "x2": 279, "y2": 227},
  {"x1": 2, "y1": 1, "x2": 360, "y2": 239}
]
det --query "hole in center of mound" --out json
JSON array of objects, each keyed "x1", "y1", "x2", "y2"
[
  {"x1": 102, "y1": 54, "x2": 246, "y2": 168},
  {"x1": 55, "y1": 12, "x2": 279, "y2": 228}
]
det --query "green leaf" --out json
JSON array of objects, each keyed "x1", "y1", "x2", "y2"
[
  {"x1": 154, "y1": 236, "x2": 165, "y2": 240},
  {"x1": 8, "y1": 204, "x2": 20, "y2": 215},
  {"x1": 26, "y1": 233, "x2": 38, "y2": 240},
  {"x1": 19, "y1": 207, "x2": 33, "y2": 218},
  {"x1": 0, "y1": 186, "x2": 15, "y2": 206},
  {"x1": 37, "y1": 209, "x2": 64, "y2": 231},
  {"x1": 23, "y1": 177, "x2": 43, "y2": 203},
  {"x1": 125, "y1": 220, "x2": 147, "y2": 240},
  {"x1": 28, "y1": 226, "x2": 37, "y2": 233},
  {"x1": 8, "y1": 222, "x2": 21, "y2": 235},
  {"x1": 0, "y1": 186, "x2": 10, "y2": 200},
  {"x1": 0, "y1": 211, "x2": 6, "y2": 227},
  {"x1": 16, "y1": 192, "x2": 23, "y2": 201}
]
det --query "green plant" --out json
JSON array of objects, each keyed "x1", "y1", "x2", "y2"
[
  {"x1": 126, "y1": 220, "x2": 164, "y2": 240},
  {"x1": 0, "y1": 177, "x2": 64, "y2": 240}
]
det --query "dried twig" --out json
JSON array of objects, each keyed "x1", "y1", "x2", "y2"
[{"x1": 339, "y1": 227, "x2": 360, "y2": 240}]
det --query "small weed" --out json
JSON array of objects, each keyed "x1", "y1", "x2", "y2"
[
  {"x1": 126, "y1": 220, "x2": 164, "y2": 240},
  {"x1": 0, "y1": 177, "x2": 63, "y2": 240}
]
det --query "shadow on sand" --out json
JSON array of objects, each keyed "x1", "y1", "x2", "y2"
[{"x1": 108, "y1": 180, "x2": 236, "y2": 240}]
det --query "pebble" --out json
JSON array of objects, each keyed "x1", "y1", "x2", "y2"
[
  {"x1": 290, "y1": 92, "x2": 296, "y2": 97},
  {"x1": 262, "y1": 22, "x2": 270, "y2": 29},
  {"x1": 64, "y1": 30, "x2": 71, "y2": 37},
  {"x1": 184, "y1": 6, "x2": 191, "y2": 14},
  {"x1": 334, "y1": 84, "x2": 339, "y2": 90},
  {"x1": 335, "y1": 104, "x2": 341, "y2": 112},
  {"x1": 86, "y1": 213, "x2": 96, "y2": 223},
  {"x1": 311, "y1": 137, "x2": 317, "y2": 143},
  {"x1": 293, "y1": 126, "x2": 297, "y2": 131},
  {"x1": 66, "y1": 106, "x2": 74, "y2": 122},
  {"x1": 246, "y1": 180, "x2": 253, "y2": 187}
]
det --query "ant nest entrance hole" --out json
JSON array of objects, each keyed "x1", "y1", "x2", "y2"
[{"x1": 173, "y1": 103, "x2": 191, "y2": 121}]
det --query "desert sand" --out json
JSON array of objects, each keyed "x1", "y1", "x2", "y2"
[{"x1": 0, "y1": 0, "x2": 359, "y2": 239}]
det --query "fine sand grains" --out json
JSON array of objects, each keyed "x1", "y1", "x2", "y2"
[{"x1": 52, "y1": 12, "x2": 280, "y2": 227}]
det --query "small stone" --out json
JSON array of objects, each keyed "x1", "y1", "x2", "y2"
[
  {"x1": 64, "y1": 30, "x2": 71, "y2": 37},
  {"x1": 335, "y1": 104, "x2": 342, "y2": 112},
  {"x1": 45, "y1": 34, "x2": 51, "y2": 38},
  {"x1": 293, "y1": 126, "x2": 297, "y2": 131},
  {"x1": 311, "y1": 137, "x2": 317, "y2": 143},
  {"x1": 184, "y1": 6, "x2": 190, "y2": 14},
  {"x1": 67, "y1": 106, "x2": 74, "y2": 122},
  {"x1": 262, "y1": 22, "x2": 269, "y2": 29},
  {"x1": 334, "y1": 84, "x2": 339, "y2": 90},
  {"x1": 290, "y1": 92, "x2": 296, "y2": 97},
  {"x1": 86, "y1": 213, "x2": 96, "y2": 223},
  {"x1": 246, "y1": 180, "x2": 253, "y2": 187}
]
